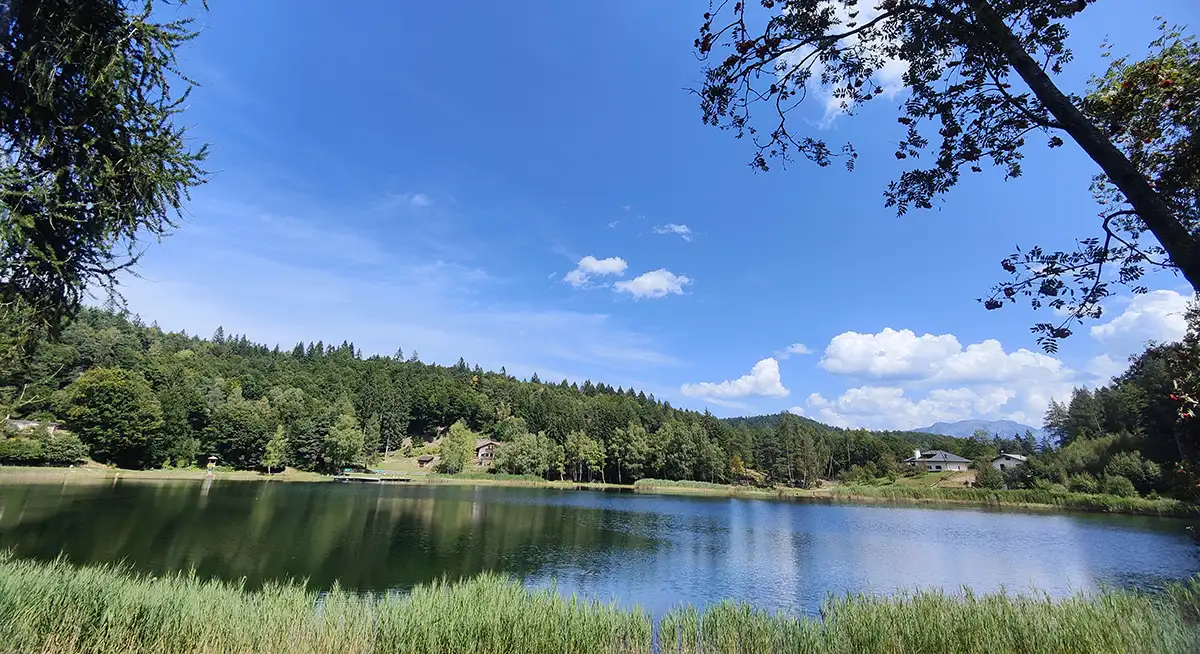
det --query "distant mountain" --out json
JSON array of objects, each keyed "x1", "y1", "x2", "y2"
[{"x1": 914, "y1": 419, "x2": 1045, "y2": 440}]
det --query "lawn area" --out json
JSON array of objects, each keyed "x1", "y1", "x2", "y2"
[{"x1": 885, "y1": 471, "x2": 975, "y2": 488}]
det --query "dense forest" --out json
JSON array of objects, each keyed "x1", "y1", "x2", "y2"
[{"x1": 1, "y1": 307, "x2": 1197, "y2": 500}]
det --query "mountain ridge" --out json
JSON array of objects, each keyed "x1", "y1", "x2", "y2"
[{"x1": 914, "y1": 419, "x2": 1046, "y2": 440}]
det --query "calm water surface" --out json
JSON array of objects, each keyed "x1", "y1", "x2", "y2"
[{"x1": 1, "y1": 479, "x2": 1197, "y2": 616}]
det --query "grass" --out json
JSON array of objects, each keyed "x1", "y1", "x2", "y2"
[
  {"x1": 1, "y1": 555, "x2": 1196, "y2": 654},
  {"x1": 0, "y1": 555, "x2": 651, "y2": 654},
  {"x1": 829, "y1": 484, "x2": 1200, "y2": 516}
]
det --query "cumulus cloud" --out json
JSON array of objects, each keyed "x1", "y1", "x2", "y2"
[
  {"x1": 614, "y1": 269, "x2": 691, "y2": 299},
  {"x1": 563, "y1": 255, "x2": 628, "y2": 288},
  {"x1": 778, "y1": 343, "x2": 813, "y2": 359},
  {"x1": 804, "y1": 385, "x2": 1045, "y2": 431},
  {"x1": 1085, "y1": 354, "x2": 1127, "y2": 383},
  {"x1": 820, "y1": 328, "x2": 1066, "y2": 384},
  {"x1": 653, "y1": 223, "x2": 693, "y2": 241},
  {"x1": 681, "y1": 358, "x2": 790, "y2": 399},
  {"x1": 1090, "y1": 290, "x2": 1189, "y2": 353}
]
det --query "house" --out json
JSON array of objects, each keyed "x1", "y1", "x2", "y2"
[
  {"x1": 991, "y1": 452, "x2": 1028, "y2": 472},
  {"x1": 474, "y1": 439, "x2": 500, "y2": 464},
  {"x1": 416, "y1": 454, "x2": 435, "y2": 468},
  {"x1": 4, "y1": 419, "x2": 60, "y2": 435},
  {"x1": 903, "y1": 449, "x2": 971, "y2": 472}
]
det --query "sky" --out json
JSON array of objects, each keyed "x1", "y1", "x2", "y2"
[{"x1": 119, "y1": 0, "x2": 1199, "y2": 431}]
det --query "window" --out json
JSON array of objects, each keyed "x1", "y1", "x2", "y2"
[{"x1": 999, "y1": 464, "x2": 1006, "y2": 470}]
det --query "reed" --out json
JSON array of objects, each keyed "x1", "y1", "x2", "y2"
[
  {"x1": 0, "y1": 554, "x2": 651, "y2": 654},
  {"x1": 1, "y1": 554, "x2": 1196, "y2": 653},
  {"x1": 660, "y1": 586, "x2": 1200, "y2": 654},
  {"x1": 831, "y1": 485, "x2": 1200, "y2": 516}
]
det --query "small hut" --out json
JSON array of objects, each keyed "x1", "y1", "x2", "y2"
[{"x1": 416, "y1": 455, "x2": 435, "y2": 468}]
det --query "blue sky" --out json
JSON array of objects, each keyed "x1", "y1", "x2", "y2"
[{"x1": 122, "y1": 0, "x2": 1198, "y2": 429}]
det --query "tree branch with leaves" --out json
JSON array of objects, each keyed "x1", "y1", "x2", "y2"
[{"x1": 695, "y1": 1, "x2": 1200, "y2": 351}]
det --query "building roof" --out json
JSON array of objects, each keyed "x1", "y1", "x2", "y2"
[
  {"x1": 474, "y1": 439, "x2": 499, "y2": 451},
  {"x1": 903, "y1": 450, "x2": 972, "y2": 463},
  {"x1": 416, "y1": 455, "x2": 435, "y2": 462},
  {"x1": 992, "y1": 453, "x2": 1028, "y2": 462}
]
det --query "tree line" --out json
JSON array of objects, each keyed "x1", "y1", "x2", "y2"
[
  {"x1": 2, "y1": 308, "x2": 991, "y2": 484},
  {"x1": 2, "y1": 306, "x2": 1196, "y2": 501}
]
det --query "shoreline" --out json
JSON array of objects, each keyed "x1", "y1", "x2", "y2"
[{"x1": 2, "y1": 465, "x2": 1195, "y2": 518}]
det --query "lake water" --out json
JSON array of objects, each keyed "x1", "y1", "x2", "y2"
[{"x1": 1, "y1": 479, "x2": 1198, "y2": 616}]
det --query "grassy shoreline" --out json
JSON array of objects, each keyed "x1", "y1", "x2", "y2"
[
  {"x1": 2, "y1": 465, "x2": 1196, "y2": 517},
  {"x1": 0, "y1": 555, "x2": 1197, "y2": 653}
]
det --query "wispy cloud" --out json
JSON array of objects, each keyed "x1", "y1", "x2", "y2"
[
  {"x1": 123, "y1": 194, "x2": 674, "y2": 383},
  {"x1": 652, "y1": 223, "x2": 693, "y2": 242}
]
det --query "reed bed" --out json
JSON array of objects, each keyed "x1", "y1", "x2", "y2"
[
  {"x1": 660, "y1": 585, "x2": 1200, "y2": 654},
  {"x1": 831, "y1": 485, "x2": 1200, "y2": 516},
  {"x1": 1, "y1": 554, "x2": 1197, "y2": 653},
  {"x1": 0, "y1": 555, "x2": 651, "y2": 654}
]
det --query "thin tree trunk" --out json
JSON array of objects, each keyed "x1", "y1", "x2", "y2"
[{"x1": 968, "y1": 0, "x2": 1200, "y2": 291}]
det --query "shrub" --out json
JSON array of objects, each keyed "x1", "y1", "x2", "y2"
[
  {"x1": 41, "y1": 433, "x2": 89, "y2": 465},
  {"x1": 974, "y1": 464, "x2": 1005, "y2": 489},
  {"x1": 0, "y1": 437, "x2": 44, "y2": 464},
  {"x1": 1102, "y1": 474, "x2": 1139, "y2": 498},
  {"x1": 1068, "y1": 473, "x2": 1100, "y2": 494}
]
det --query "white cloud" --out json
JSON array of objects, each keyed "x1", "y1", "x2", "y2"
[
  {"x1": 778, "y1": 343, "x2": 813, "y2": 359},
  {"x1": 681, "y1": 358, "x2": 790, "y2": 399},
  {"x1": 820, "y1": 328, "x2": 1066, "y2": 384},
  {"x1": 607, "y1": 221, "x2": 619, "y2": 228},
  {"x1": 1085, "y1": 354, "x2": 1127, "y2": 383},
  {"x1": 614, "y1": 269, "x2": 691, "y2": 299},
  {"x1": 1090, "y1": 290, "x2": 1189, "y2": 353},
  {"x1": 408, "y1": 193, "x2": 433, "y2": 207},
  {"x1": 805, "y1": 385, "x2": 1041, "y2": 431},
  {"x1": 775, "y1": 1, "x2": 908, "y2": 127},
  {"x1": 653, "y1": 223, "x2": 693, "y2": 242},
  {"x1": 787, "y1": 406, "x2": 805, "y2": 416},
  {"x1": 563, "y1": 255, "x2": 628, "y2": 288}
]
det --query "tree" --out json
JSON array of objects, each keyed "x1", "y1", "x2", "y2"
[
  {"x1": 58, "y1": 367, "x2": 162, "y2": 468},
  {"x1": 362, "y1": 413, "x2": 381, "y2": 465},
  {"x1": 609, "y1": 420, "x2": 649, "y2": 484},
  {"x1": 0, "y1": 0, "x2": 208, "y2": 351},
  {"x1": 975, "y1": 463, "x2": 1006, "y2": 489},
  {"x1": 324, "y1": 410, "x2": 364, "y2": 472},
  {"x1": 262, "y1": 425, "x2": 287, "y2": 475},
  {"x1": 493, "y1": 430, "x2": 548, "y2": 476},
  {"x1": 436, "y1": 420, "x2": 475, "y2": 474},
  {"x1": 205, "y1": 387, "x2": 275, "y2": 470},
  {"x1": 695, "y1": 2, "x2": 1200, "y2": 351}
]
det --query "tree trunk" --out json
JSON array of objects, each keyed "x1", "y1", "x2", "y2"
[{"x1": 967, "y1": 0, "x2": 1200, "y2": 292}]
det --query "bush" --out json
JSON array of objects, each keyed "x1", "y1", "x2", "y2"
[
  {"x1": 1068, "y1": 473, "x2": 1100, "y2": 494},
  {"x1": 974, "y1": 465, "x2": 1005, "y2": 489},
  {"x1": 1102, "y1": 474, "x2": 1139, "y2": 498},
  {"x1": 41, "y1": 433, "x2": 89, "y2": 465},
  {"x1": 0, "y1": 437, "x2": 44, "y2": 464}
]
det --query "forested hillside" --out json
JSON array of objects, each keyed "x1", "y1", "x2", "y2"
[
  {"x1": 1, "y1": 307, "x2": 1197, "y2": 499},
  {"x1": 2, "y1": 308, "x2": 985, "y2": 485}
]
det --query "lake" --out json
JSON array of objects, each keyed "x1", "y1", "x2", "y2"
[{"x1": 1, "y1": 479, "x2": 1197, "y2": 616}]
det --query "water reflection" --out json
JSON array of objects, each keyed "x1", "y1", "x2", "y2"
[{"x1": 0, "y1": 479, "x2": 1196, "y2": 616}]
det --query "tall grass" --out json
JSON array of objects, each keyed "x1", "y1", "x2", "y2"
[
  {"x1": 832, "y1": 484, "x2": 1200, "y2": 516},
  {"x1": 0, "y1": 555, "x2": 650, "y2": 654},
  {"x1": 1, "y1": 555, "x2": 1197, "y2": 653},
  {"x1": 660, "y1": 586, "x2": 1200, "y2": 654}
]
